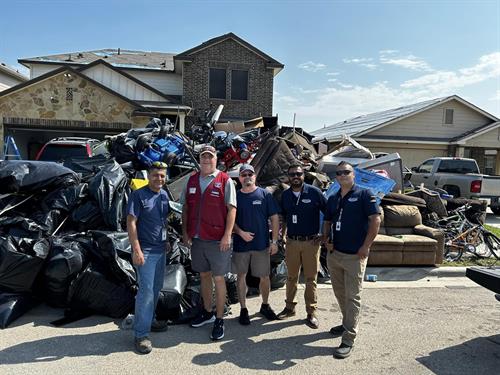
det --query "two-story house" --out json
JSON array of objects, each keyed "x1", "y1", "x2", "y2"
[{"x1": 0, "y1": 33, "x2": 283, "y2": 159}]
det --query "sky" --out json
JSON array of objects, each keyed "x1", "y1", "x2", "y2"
[{"x1": 1, "y1": 0, "x2": 499, "y2": 132}]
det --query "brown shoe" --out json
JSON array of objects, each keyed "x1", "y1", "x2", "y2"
[
  {"x1": 305, "y1": 314, "x2": 319, "y2": 329},
  {"x1": 135, "y1": 336, "x2": 152, "y2": 354},
  {"x1": 277, "y1": 307, "x2": 296, "y2": 320}
]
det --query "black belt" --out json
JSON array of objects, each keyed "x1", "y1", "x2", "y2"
[{"x1": 287, "y1": 235, "x2": 316, "y2": 241}]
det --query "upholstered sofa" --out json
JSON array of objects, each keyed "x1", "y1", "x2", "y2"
[{"x1": 368, "y1": 205, "x2": 444, "y2": 266}]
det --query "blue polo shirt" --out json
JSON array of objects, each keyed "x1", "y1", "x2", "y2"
[
  {"x1": 324, "y1": 184, "x2": 380, "y2": 254},
  {"x1": 128, "y1": 186, "x2": 169, "y2": 252},
  {"x1": 280, "y1": 183, "x2": 327, "y2": 236},
  {"x1": 233, "y1": 187, "x2": 279, "y2": 252}
]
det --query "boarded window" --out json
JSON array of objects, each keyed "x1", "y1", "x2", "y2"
[
  {"x1": 231, "y1": 70, "x2": 248, "y2": 100},
  {"x1": 209, "y1": 68, "x2": 226, "y2": 99},
  {"x1": 444, "y1": 109, "x2": 454, "y2": 124}
]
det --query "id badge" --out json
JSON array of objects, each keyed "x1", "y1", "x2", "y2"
[
  {"x1": 335, "y1": 221, "x2": 341, "y2": 231},
  {"x1": 161, "y1": 228, "x2": 167, "y2": 241},
  {"x1": 292, "y1": 214, "x2": 298, "y2": 224}
]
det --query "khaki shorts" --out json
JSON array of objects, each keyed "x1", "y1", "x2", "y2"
[{"x1": 232, "y1": 250, "x2": 270, "y2": 277}]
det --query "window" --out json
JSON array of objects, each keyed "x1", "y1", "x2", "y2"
[
  {"x1": 231, "y1": 70, "x2": 248, "y2": 100},
  {"x1": 417, "y1": 159, "x2": 435, "y2": 173},
  {"x1": 437, "y1": 160, "x2": 479, "y2": 174},
  {"x1": 209, "y1": 68, "x2": 226, "y2": 99},
  {"x1": 444, "y1": 108, "x2": 454, "y2": 125}
]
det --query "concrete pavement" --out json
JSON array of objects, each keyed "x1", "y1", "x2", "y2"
[{"x1": 1, "y1": 275, "x2": 499, "y2": 375}]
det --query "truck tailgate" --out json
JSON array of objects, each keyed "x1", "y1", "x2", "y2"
[{"x1": 481, "y1": 175, "x2": 500, "y2": 197}]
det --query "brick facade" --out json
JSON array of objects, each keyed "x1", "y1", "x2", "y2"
[{"x1": 182, "y1": 39, "x2": 274, "y2": 121}]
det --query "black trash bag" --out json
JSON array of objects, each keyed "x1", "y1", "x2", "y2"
[
  {"x1": 88, "y1": 161, "x2": 128, "y2": 230},
  {"x1": 270, "y1": 241, "x2": 286, "y2": 264},
  {"x1": 318, "y1": 246, "x2": 330, "y2": 280},
  {"x1": 41, "y1": 183, "x2": 88, "y2": 213},
  {"x1": 63, "y1": 155, "x2": 114, "y2": 179},
  {"x1": 167, "y1": 239, "x2": 191, "y2": 266},
  {"x1": 0, "y1": 216, "x2": 43, "y2": 238},
  {"x1": 43, "y1": 237, "x2": 88, "y2": 308},
  {"x1": 225, "y1": 273, "x2": 238, "y2": 305},
  {"x1": 173, "y1": 277, "x2": 202, "y2": 325},
  {"x1": 90, "y1": 231, "x2": 135, "y2": 287},
  {"x1": 0, "y1": 160, "x2": 79, "y2": 194},
  {"x1": 30, "y1": 209, "x2": 63, "y2": 236},
  {"x1": 70, "y1": 200, "x2": 105, "y2": 231},
  {"x1": 0, "y1": 236, "x2": 51, "y2": 293},
  {"x1": 0, "y1": 292, "x2": 40, "y2": 329},
  {"x1": 270, "y1": 260, "x2": 287, "y2": 290},
  {"x1": 67, "y1": 263, "x2": 135, "y2": 319},
  {"x1": 156, "y1": 264, "x2": 188, "y2": 321}
]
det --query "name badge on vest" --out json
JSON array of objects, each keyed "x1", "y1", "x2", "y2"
[
  {"x1": 189, "y1": 187, "x2": 196, "y2": 194},
  {"x1": 210, "y1": 190, "x2": 220, "y2": 197}
]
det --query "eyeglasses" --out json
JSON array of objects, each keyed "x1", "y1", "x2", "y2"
[
  {"x1": 288, "y1": 172, "x2": 304, "y2": 177},
  {"x1": 336, "y1": 170, "x2": 352, "y2": 176},
  {"x1": 240, "y1": 172, "x2": 254, "y2": 178},
  {"x1": 151, "y1": 161, "x2": 168, "y2": 169}
]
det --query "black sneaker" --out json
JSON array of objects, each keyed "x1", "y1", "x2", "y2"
[
  {"x1": 333, "y1": 343, "x2": 353, "y2": 359},
  {"x1": 259, "y1": 304, "x2": 278, "y2": 321},
  {"x1": 210, "y1": 318, "x2": 225, "y2": 340},
  {"x1": 239, "y1": 308, "x2": 250, "y2": 325},
  {"x1": 190, "y1": 309, "x2": 215, "y2": 328},
  {"x1": 151, "y1": 319, "x2": 168, "y2": 332}
]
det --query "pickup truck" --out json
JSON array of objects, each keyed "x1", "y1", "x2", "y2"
[{"x1": 410, "y1": 157, "x2": 500, "y2": 214}]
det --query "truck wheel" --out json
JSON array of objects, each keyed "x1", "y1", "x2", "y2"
[{"x1": 491, "y1": 207, "x2": 500, "y2": 216}]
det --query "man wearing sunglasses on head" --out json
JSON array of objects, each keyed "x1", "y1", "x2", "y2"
[
  {"x1": 127, "y1": 161, "x2": 170, "y2": 354},
  {"x1": 322, "y1": 161, "x2": 381, "y2": 359},
  {"x1": 180, "y1": 145, "x2": 237, "y2": 341},
  {"x1": 277, "y1": 164, "x2": 327, "y2": 329},
  {"x1": 232, "y1": 164, "x2": 280, "y2": 325}
]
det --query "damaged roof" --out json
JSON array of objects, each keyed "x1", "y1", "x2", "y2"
[
  {"x1": 311, "y1": 95, "x2": 500, "y2": 143},
  {"x1": 19, "y1": 49, "x2": 176, "y2": 72}
]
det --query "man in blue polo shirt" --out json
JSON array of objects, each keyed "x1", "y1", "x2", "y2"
[
  {"x1": 127, "y1": 161, "x2": 170, "y2": 354},
  {"x1": 277, "y1": 163, "x2": 327, "y2": 329},
  {"x1": 322, "y1": 161, "x2": 381, "y2": 359},
  {"x1": 232, "y1": 164, "x2": 280, "y2": 325}
]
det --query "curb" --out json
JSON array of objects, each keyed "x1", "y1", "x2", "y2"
[{"x1": 365, "y1": 266, "x2": 467, "y2": 281}]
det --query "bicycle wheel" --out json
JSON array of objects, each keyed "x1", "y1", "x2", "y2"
[
  {"x1": 483, "y1": 231, "x2": 500, "y2": 260},
  {"x1": 468, "y1": 229, "x2": 492, "y2": 258},
  {"x1": 444, "y1": 243, "x2": 463, "y2": 261}
]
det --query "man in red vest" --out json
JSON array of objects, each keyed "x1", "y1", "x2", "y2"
[{"x1": 181, "y1": 145, "x2": 237, "y2": 340}]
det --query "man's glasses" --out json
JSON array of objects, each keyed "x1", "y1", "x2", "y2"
[
  {"x1": 336, "y1": 170, "x2": 352, "y2": 176},
  {"x1": 240, "y1": 172, "x2": 254, "y2": 178},
  {"x1": 288, "y1": 172, "x2": 304, "y2": 177}
]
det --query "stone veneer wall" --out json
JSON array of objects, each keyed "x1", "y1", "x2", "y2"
[
  {"x1": 0, "y1": 72, "x2": 139, "y2": 124},
  {"x1": 182, "y1": 38, "x2": 274, "y2": 120}
]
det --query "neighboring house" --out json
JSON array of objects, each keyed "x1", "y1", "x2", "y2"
[
  {"x1": 311, "y1": 95, "x2": 500, "y2": 174},
  {"x1": 0, "y1": 62, "x2": 28, "y2": 91},
  {"x1": 1, "y1": 33, "x2": 283, "y2": 158}
]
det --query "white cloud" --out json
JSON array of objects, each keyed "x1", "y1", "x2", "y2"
[
  {"x1": 401, "y1": 52, "x2": 500, "y2": 91},
  {"x1": 298, "y1": 61, "x2": 327, "y2": 72},
  {"x1": 343, "y1": 57, "x2": 377, "y2": 70},
  {"x1": 379, "y1": 49, "x2": 399, "y2": 55},
  {"x1": 326, "y1": 72, "x2": 340, "y2": 76},
  {"x1": 380, "y1": 53, "x2": 433, "y2": 72},
  {"x1": 327, "y1": 78, "x2": 337, "y2": 82}
]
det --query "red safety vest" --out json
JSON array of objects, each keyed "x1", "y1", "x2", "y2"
[{"x1": 186, "y1": 171, "x2": 229, "y2": 241}]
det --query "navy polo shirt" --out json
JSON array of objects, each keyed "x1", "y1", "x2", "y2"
[
  {"x1": 280, "y1": 183, "x2": 327, "y2": 236},
  {"x1": 324, "y1": 184, "x2": 380, "y2": 254},
  {"x1": 128, "y1": 186, "x2": 169, "y2": 252},
  {"x1": 233, "y1": 187, "x2": 279, "y2": 252}
]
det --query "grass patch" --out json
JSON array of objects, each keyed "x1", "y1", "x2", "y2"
[
  {"x1": 484, "y1": 224, "x2": 500, "y2": 237},
  {"x1": 443, "y1": 257, "x2": 499, "y2": 267}
]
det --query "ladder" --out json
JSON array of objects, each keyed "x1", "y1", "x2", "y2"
[{"x1": 3, "y1": 136, "x2": 22, "y2": 160}]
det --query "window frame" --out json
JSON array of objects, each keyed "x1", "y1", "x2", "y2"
[
  {"x1": 443, "y1": 108, "x2": 454, "y2": 125},
  {"x1": 230, "y1": 69, "x2": 249, "y2": 101}
]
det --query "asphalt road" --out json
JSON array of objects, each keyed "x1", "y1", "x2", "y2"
[{"x1": 1, "y1": 280, "x2": 499, "y2": 375}]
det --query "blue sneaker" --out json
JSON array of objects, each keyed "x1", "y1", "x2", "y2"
[{"x1": 210, "y1": 318, "x2": 224, "y2": 340}]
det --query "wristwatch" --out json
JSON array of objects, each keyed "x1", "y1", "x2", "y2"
[{"x1": 271, "y1": 240, "x2": 278, "y2": 245}]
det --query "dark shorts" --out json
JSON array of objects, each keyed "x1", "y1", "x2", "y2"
[
  {"x1": 191, "y1": 238, "x2": 232, "y2": 276},
  {"x1": 232, "y1": 249, "x2": 270, "y2": 277}
]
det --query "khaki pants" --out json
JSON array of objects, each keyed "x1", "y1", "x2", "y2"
[
  {"x1": 327, "y1": 250, "x2": 367, "y2": 347},
  {"x1": 285, "y1": 239, "x2": 321, "y2": 315}
]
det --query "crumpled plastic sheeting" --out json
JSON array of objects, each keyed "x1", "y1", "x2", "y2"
[
  {"x1": 0, "y1": 160, "x2": 79, "y2": 194},
  {"x1": 0, "y1": 292, "x2": 39, "y2": 329},
  {"x1": 0, "y1": 236, "x2": 50, "y2": 293}
]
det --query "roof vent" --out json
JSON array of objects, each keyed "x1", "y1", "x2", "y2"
[{"x1": 77, "y1": 53, "x2": 84, "y2": 58}]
